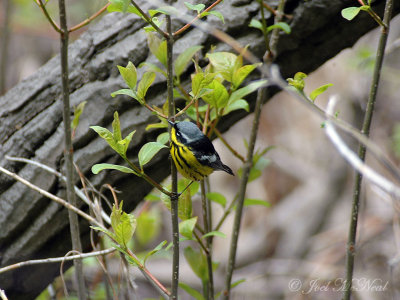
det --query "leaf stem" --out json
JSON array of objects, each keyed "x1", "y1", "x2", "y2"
[
  {"x1": 342, "y1": 0, "x2": 393, "y2": 298},
  {"x1": 123, "y1": 157, "x2": 172, "y2": 197},
  {"x1": 130, "y1": 0, "x2": 168, "y2": 38}
]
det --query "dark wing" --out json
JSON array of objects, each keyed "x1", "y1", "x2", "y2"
[{"x1": 189, "y1": 136, "x2": 234, "y2": 175}]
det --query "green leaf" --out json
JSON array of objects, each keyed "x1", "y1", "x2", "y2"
[
  {"x1": 208, "y1": 10, "x2": 225, "y2": 23},
  {"x1": 179, "y1": 283, "x2": 205, "y2": 300},
  {"x1": 232, "y1": 278, "x2": 246, "y2": 289},
  {"x1": 191, "y1": 72, "x2": 215, "y2": 98},
  {"x1": 310, "y1": 83, "x2": 333, "y2": 102},
  {"x1": 206, "y1": 192, "x2": 226, "y2": 208},
  {"x1": 143, "y1": 17, "x2": 163, "y2": 33},
  {"x1": 112, "y1": 111, "x2": 122, "y2": 143},
  {"x1": 107, "y1": 0, "x2": 131, "y2": 13},
  {"x1": 179, "y1": 217, "x2": 197, "y2": 239},
  {"x1": 202, "y1": 79, "x2": 229, "y2": 110},
  {"x1": 149, "y1": 6, "x2": 179, "y2": 15},
  {"x1": 184, "y1": 246, "x2": 208, "y2": 280},
  {"x1": 232, "y1": 63, "x2": 261, "y2": 90},
  {"x1": 146, "y1": 32, "x2": 167, "y2": 67},
  {"x1": 90, "y1": 226, "x2": 116, "y2": 241},
  {"x1": 156, "y1": 132, "x2": 170, "y2": 144},
  {"x1": 146, "y1": 121, "x2": 168, "y2": 131},
  {"x1": 120, "y1": 129, "x2": 136, "y2": 156},
  {"x1": 143, "y1": 240, "x2": 168, "y2": 265},
  {"x1": 202, "y1": 230, "x2": 226, "y2": 239},
  {"x1": 244, "y1": 198, "x2": 270, "y2": 207},
  {"x1": 111, "y1": 88, "x2": 142, "y2": 104},
  {"x1": 228, "y1": 79, "x2": 267, "y2": 104},
  {"x1": 341, "y1": 6, "x2": 361, "y2": 21},
  {"x1": 71, "y1": 101, "x2": 87, "y2": 132},
  {"x1": 206, "y1": 52, "x2": 238, "y2": 82},
  {"x1": 136, "y1": 210, "x2": 160, "y2": 246},
  {"x1": 174, "y1": 45, "x2": 203, "y2": 78},
  {"x1": 287, "y1": 72, "x2": 307, "y2": 91},
  {"x1": 111, "y1": 202, "x2": 137, "y2": 247},
  {"x1": 139, "y1": 62, "x2": 167, "y2": 78},
  {"x1": 91, "y1": 163, "x2": 138, "y2": 175},
  {"x1": 117, "y1": 62, "x2": 137, "y2": 90},
  {"x1": 224, "y1": 99, "x2": 249, "y2": 115},
  {"x1": 249, "y1": 18, "x2": 263, "y2": 31},
  {"x1": 138, "y1": 142, "x2": 168, "y2": 169},
  {"x1": 184, "y1": 2, "x2": 205, "y2": 14},
  {"x1": 90, "y1": 126, "x2": 120, "y2": 154},
  {"x1": 137, "y1": 72, "x2": 156, "y2": 100},
  {"x1": 178, "y1": 180, "x2": 193, "y2": 220},
  {"x1": 266, "y1": 22, "x2": 291, "y2": 34}
]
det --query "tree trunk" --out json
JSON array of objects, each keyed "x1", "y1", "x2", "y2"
[{"x1": 0, "y1": 0, "x2": 398, "y2": 298}]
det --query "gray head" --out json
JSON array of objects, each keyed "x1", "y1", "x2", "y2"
[{"x1": 174, "y1": 121, "x2": 203, "y2": 144}]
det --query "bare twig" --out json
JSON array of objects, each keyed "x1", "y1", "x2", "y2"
[
  {"x1": 201, "y1": 181, "x2": 214, "y2": 299},
  {"x1": 342, "y1": 0, "x2": 393, "y2": 296},
  {"x1": 34, "y1": 0, "x2": 62, "y2": 34},
  {"x1": 0, "y1": 248, "x2": 115, "y2": 274},
  {"x1": 69, "y1": 3, "x2": 110, "y2": 33},
  {"x1": 324, "y1": 97, "x2": 400, "y2": 198},
  {"x1": 173, "y1": 0, "x2": 224, "y2": 37},
  {"x1": 0, "y1": 0, "x2": 11, "y2": 94},
  {"x1": 0, "y1": 289, "x2": 8, "y2": 300},
  {"x1": 5, "y1": 155, "x2": 111, "y2": 224},
  {"x1": 0, "y1": 166, "x2": 103, "y2": 227},
  {"x1": 58, "y1": 0, "x2": 86, "y2": 296},
  {"x1": 165, "y1": 10, "x2": 179, "y2": 298},
  {"x1": 214, "y1": 128, "x2": 245, "y2": 162}
]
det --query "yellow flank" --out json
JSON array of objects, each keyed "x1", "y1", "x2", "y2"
[{"x1": 170, "y1": 127, "x2": 214, "y2": 181}]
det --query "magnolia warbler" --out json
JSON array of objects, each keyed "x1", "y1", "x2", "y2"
[{"x1": 169, "y1": 121, "x2": 234, "y2": 181}]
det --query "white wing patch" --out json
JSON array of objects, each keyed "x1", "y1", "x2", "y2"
[{"x1": 200, "y1": 154, "x2": 217, "y2": 163}]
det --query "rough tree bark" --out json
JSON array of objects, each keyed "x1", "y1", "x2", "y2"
[{"x1": 0, "y1": 0, "x2": 398, "y2": 298}]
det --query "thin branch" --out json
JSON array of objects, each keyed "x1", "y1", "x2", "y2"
[
  {"x1": 130, "y1": 0, "x2": 168, "y2": 38},
  {"x1": 0, "y1": 166, "x2": 103, "y2": 228},
  {"x1": 166, "y1": 12, "x2": 180, "y2": 299},
  {"x1": 173, "y1": 0, "x2": 224, "y2": 37},
  {"x1": 0, "y1": 248, "x2": 115, "y2": 274},
  {"x1": 343, "y1": 0, "x2": 393, "y2": 297},
  {"x1": 58, "y1": 0, "x2": 86, "y2": 296},
  {"x1": 123, "y1": 156, "x2": 172, "y2": 197},
  {"x1": 214, "y1": 128, "x2": 245, "y2": 162},
  {"x1": 0, "y1": 289, "x2": 7, "y2": 300},
  {"x1": 201, "y1": 181, "x2": 214, "y2": 299},
  {"x1": 5, "y1": 155, "x2": 111, "y2": 224},
  {"x1": 324, "y1": 97, "x2": 400, "y2": 198},
  {"x1": 224, "y1": 0, "x2": 285, "y2": 296},
  {"x1": 34, "y1": 0, "x2": 62, "y2": 34},
  {"x1": 125, "y1": 248, "x2": 171, "y2": 298},
  {"x1": 69, "y1": 3, "x2": 110, "y2": 33},
  {"x1": 0, "y1": 0, "x2": 11, "y2": 94},
  {"x1": 174, "y1": 96, "x2": 198, "y2": 119}
]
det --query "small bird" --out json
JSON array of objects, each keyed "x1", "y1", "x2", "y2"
[{"x1": 169, "y1": 121, "x2": 234, "y2": 181}]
